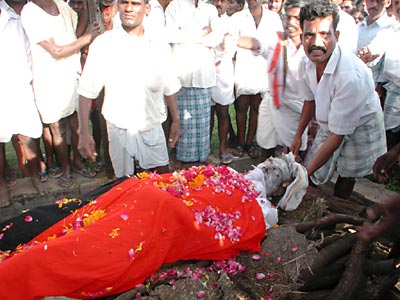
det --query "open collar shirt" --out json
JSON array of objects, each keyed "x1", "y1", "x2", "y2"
[
  {"x1": 299, "y1": 45, "x2": 381, "y2": 135},
  {"x1": 78, "y1": 27, "x2": 181, "y2": 133}
]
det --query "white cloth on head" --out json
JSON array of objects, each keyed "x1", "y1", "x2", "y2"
[
  {"x1": 0, "y1": 1, "x2": 42, "y2": 142},
  {"x1": 21, "y1": 0, "x2": 80, "y2": 124}
]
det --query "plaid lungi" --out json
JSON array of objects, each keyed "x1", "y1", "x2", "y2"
[
  {"x1": 307, "y1": 111, "x2": 387, "y2": 185},
  {"x1": 383, "y1": 83, "x2": 400, "y2": 132},
  {"x1": 176, "y1": 87, "x2": 211, "y2": 162}
]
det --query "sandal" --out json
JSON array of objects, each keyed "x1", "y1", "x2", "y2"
[
  {"x1": 247, "y1": 143, "x2": 261, "y2": 159},
  {"x1": 232, "y1": 144, "x2": 245, "y2": 158},
  {"x1": 73, "y1": 167, "x2": 96, "y2": 178},
  {"x1": 94, "y1": 161, "x2": 106, "y2": 172},
  {"x1": 37, "y1": 170, "x2": 48, "y2": 183},
  {"x1": 57, "y1": 175, "x2": 73, "y2": 188},
  {"x1": 220, "y1": 153, "x2": 233, "y2": 165},
  {"x1": 49, "y1": 167, "x2": 63, "y2": 179}
]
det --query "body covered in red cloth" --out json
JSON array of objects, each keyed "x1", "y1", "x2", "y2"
[{"x1": 0, "y1": 165, "x2": 266, "y2": 299}]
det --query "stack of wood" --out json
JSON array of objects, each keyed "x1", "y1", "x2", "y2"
[{"x1": 293, "y1": 196, "x2": 400, "y2": 300}]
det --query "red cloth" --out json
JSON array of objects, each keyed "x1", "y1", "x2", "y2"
[{"x1": 0, "y1": 166, "x2": 265, "y2": 299}]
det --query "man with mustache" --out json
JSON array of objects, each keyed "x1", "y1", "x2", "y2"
[{"x1": 290, "y1": 0, "x2": 386, "y2": 199}]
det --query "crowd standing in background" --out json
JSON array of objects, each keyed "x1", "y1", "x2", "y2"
[{"x1": 0, "y1": 0, "x2": 399, "y2": 207}]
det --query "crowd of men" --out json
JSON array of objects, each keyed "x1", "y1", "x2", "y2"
[{"x1": 0, "y1": 0, "x2": 399, "y2": 208}]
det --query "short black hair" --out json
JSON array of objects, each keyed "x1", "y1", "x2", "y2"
[
  {"x1": 299, "y1": 0, "x2": 340, "y2": 31},
  {"x1": 284, "y1": 0, "x2": 306, "y2": 11}
]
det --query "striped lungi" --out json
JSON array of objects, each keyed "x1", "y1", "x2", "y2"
[
  {"x1": 176, "y1": 87, "x2": 211, "y2": 162},
  {"x1": 307, "y1": 111, "x2": 387, "y2": 185}
]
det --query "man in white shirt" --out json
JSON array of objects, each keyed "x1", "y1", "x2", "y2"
[
  {"x1": 357, "y1": 0, "x2": 397, "y2": 105},
  {"x1": 165, "y1": 0, "x2": 221, "y2": 169},
  {"x1": 78, "y1": 0, "x2": 181, "y2": 178},
  {"x1": 230, "y1": 0, "x2": 283, "y2": 159},
  {"x1": 291, "y1": 0, "x2": 386, "y2": 199},
  {"x1": 0, "y1": 0, "x2": 48, "y2": 207}
]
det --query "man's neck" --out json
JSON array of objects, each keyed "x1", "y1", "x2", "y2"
[
  {"x1": 124, "y1": 24, "x2": 145, "y2": 36},
  {"x1": 5, "y1": 0, "x2": 26, "y2": 15},
  {"x1": 250, "y1": 5, "x2": 262, "y2": 26},
  {"x1": 289, "y1": 34, "x2": 301, "y2": 49},
  {"x1": 366, "y1": 11, "x2": 385, "y2": 26}
]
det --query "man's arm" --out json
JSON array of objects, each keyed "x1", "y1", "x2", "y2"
[
  {"x1": 290, "y1": 100, "x2": 315, "y2": 160},
  {"x1": 164, "y1": 93, "x2": 181, "y2": 148},
  {"x1": 39, "y1": 22, "x2": 100, "y2": 60},
  {"x1": 305, "y1": 133, "x2": 344, "y2": 176},
  {"x1": 78, "y1": 95, "x2": 97, "y2": 161}
]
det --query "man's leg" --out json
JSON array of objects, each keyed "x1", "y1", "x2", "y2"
[
  {"x1": 68, "y1": 112, "x2": 96, "y2": 178},
  {"x1": 49, "y1": 118, "x2": 72, "y2": 187},
  {"x1": 247, "y1": 93, "x2": 262, "y2": 158},
  {"x1": 215, "y1": 104, "x2": 232, "y2": 164},
  {"x1": 11, "y1": 135, "x2": 29, "y2": 177},
  {"x1": 233, "y1": 95, "x2": 250, "y2": 157},
  {"x1": 334, "y1": 175, "x2": 356, "y2": 199},
  {"x1": 18, "y1": 135, "x2": 48, "y2": 195},
  {"x1": 0, "y1": 143, "x2": 10, "y2": 207}
]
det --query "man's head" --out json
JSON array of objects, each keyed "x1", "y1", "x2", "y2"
[
  {"x1": 392, "y1": 0, "x2": 400, "y2": 18},
  {"x1": 365, "y1": 0, "x2": 391, "y2": 23},
  {"x1": 211, "y1": 0, "x2": 229, "y2": 16},
  {"x1": 68, "y1": 0, "x2": 85, "y2": 14},
  {"x1": 283, "y1": 0, "x2": 305, "y2": 39},
  {"x1": 351, "y1": 7, "x2": 368, "y2": 23},
  {"x1": 268, "y1": 0, "x2": 284, "y2": 13},
  {"x1": 340, "y1": 0, "x2": 354, "y2": 13},
  {"x1": 226, "y1": 0, "x2": 244, "y2": 15},
  {"x1": 118, "y1": 0, "x2": 149, "y2": 33},
  {"x1": 246, "y1": 0, "x2": 263, "y2": 10},
  {"x1": 300, "y1": 0, "x2": 340, "y2": 67}
]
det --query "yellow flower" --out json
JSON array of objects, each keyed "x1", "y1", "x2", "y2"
[
  {"x1": 188, "y1": 174, "x2": 204, "y2": 189},
  {"x1": 83, "y1": 210, "x2": 106, "y2": 227},
  {"x1": 136, "y1": 171, "x2": 149, "y2": 179},
  {"x1": 109, "y1": 228, "x2": 120, "y2": 239}
]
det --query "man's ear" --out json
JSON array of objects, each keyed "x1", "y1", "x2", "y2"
[
  {"x1": 335, "y1": 30, "x2": 340, "y2": 42},
  {"x1": 145, "y1": 3, "x2": 151, "y2": 16}
]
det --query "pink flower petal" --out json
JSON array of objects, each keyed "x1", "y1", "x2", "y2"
[
  {"x1": 275, "y1": 257, "x2": 281, "y2": 263},
  {"x1": 0, "y1": 233, "x2": 3, "y2": 240},
  {"x1": 256, "y1": 273, "x2": 266, "y2": 280},
  {"x1": 291, "y1": 245, "x2": 298, "y2": 252},
  {"x1": 197, "y1": 290, "x2": 206, "y2": 298},
  {"x1": 252, "y1": 254, "x2": 261, "y2": 261},
  {"x1": 24, "y1": 215, "x2": 33, "y2": 222},
  {"x1": 120, "y1": 214, "x2": 129, "y2": 221},
  {"x1": 128, "y1": 248, "x2": 135, "y2": 260}
]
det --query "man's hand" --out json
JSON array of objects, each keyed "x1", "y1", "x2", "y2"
[
  {"x1": 78, "y1": 133, "x2": 98, "y2": 162},
  {"x1": 290, "y1": 136, "x2": 303, "y2": 163},
  {"x1": 357, "y1": 47, "x2": 379, "y2": 64},
  {"x1": 372, "y1": 146, "x2": 400, "y2": 182},
  {"x1": 168, "y1": 120, "x2": 181, "y2": 148},
  {"x1": 86, "y1": 21, "x2": 101, "y2": 41}
]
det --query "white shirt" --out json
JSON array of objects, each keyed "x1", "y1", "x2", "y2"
[
  {"x1": 230, "y1": 8, "x2": 283, "y2": 97},
  {"x1": 165, "y1": 0, "x2": 221, "y2": 88},
  {"x1": 142, "y1": 0, "x2": 167, "y2": 39},
  {"x1": 299, "y1": 45, "x2": 381, "y2": 135},
  {"x1": 0, "y1": 0, "x2": 42, "y2": 142},
  {"x1": 337, "y1": 9, "x2": 358, "y2": 54},
  {"x1": 357, "y1": 12, "x2": 398, "y2": 82},
  {"x1": 21, "y1": 0, "x2": 81, "y2": 124},
  {"x1": 78, "y1": 28, "x2": 181, "y2": 133}
]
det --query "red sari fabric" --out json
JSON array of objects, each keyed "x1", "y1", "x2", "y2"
[{"x1": 0, "y1": 165, "x2": 265, "y2": 299}]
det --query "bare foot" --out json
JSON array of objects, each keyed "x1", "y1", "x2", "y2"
[
  {"x1": 173, "y1": 160, "x2": 183, "y2": 171},
  {"x1": 31, "y1": 176, "x2": 49, "y2": 196},
  {"x1": 0, "y1": 183, "x2": 11, "y2": 208}
]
